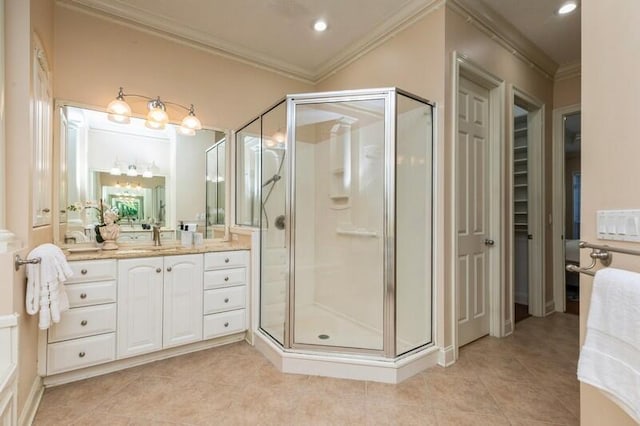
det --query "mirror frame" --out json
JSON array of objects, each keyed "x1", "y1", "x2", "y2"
[{"x1": 53, "y1": 99, "x2": 231, "y2": 246}]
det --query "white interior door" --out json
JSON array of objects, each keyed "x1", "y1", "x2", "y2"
[{"x1": 457, "y1": 77, "x2": 493, "y2": 347}]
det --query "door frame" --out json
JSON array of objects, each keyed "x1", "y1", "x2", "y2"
[
  {"x1": 510, "y1": 87, "x2": 546, "y2": 318},
  {"x1": 451, "y1": 52, "x2": 506, "y2": 358},
  {"x1": 552, "y1": 104, "x2": 581, "y2": 313}
]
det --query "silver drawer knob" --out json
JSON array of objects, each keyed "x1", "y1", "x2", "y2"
[
  {"x1": 224, "y1": 258, "x2": 230, "y2": 263},
  {"x1": 80, "y1": 293, "x2": 87, "y2": 299},
  {"x1": 167, "y1": 266, "x2": 172, "y2": 272},
  {"x1": 81, "y1": 269, "x2": 88, "y2": 275},
  {"x1": 78, "y1": 351, "x2": 86, "y2": 358},
  {"x1": 156, "y1": 268, "x2": 162, "y2": 273},
  {"x1": 224, "y1": 276, "x2": 229, "y2": 282},
  {"x1": 80, "y1": 320, "x2": 87, "y2": 326},
  {"x1": 224, "y1": 322, "x2": 229, "y2": 327},
  {"x1": 224, "y1": 298, "x2": 230, "y2": 303}
]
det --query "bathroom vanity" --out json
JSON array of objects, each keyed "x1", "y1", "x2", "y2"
[{"x1": 38, "y1": 244, "x2": 250, "y2": 386}]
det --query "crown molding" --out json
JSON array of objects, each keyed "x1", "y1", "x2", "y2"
[
  {"x1": 57, "y1": 0, "x2": 316, "y2": 84},
  {"x1": 59, "y1": 0, "x2": 443, "y2": 84},
  {"x1": 555, "y1": 62, "x2": 581, "y2": 81},
  {"x1": 314, "y1": 0, "x2": 445, "y2": 83},
  {"x1": 446, "y1": 0, "x2": 558, "y2": 80}
]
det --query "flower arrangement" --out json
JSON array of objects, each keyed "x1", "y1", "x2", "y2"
[{"x1": 67, "y1": 199, "x2": 120, "y2": 243}]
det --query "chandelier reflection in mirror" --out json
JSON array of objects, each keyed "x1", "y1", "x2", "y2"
[{"x1": 106, "y1": 87, "x2": 202, "y2": 135}]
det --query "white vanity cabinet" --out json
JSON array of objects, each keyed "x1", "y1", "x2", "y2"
[
  {"x1": 163, "y1": 254, "x2": 203, "y2": 348},
  {"x1": 46, "y1": 260, "x2": 117, "y2": 375},
  {"x1": 117, "y1": 257, "x2": 164, "y2": 359},
  {"x1": 117, "y1": 254, "x2": 204, "y2": 358},
  {"x1": 203, "y1": 251, "x2": 249, "y2": 339}
]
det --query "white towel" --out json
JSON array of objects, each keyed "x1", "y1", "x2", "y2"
[
  {"x1": 25, "y1": 244, "x2": 74, "y2": 330},
  {"x1": 577, "y1": 267, "x2": 640, "y2": 423}
]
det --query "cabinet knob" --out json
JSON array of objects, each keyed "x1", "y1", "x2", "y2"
[
  {"x1": 80, "y1": 293, "x2": 87, "y2": 299},
  {"x1": 224, "y1": 322, "x2": 229, "y2": 327},
  {"x1": 42, "y1": 208, "x2": 51, "y2": 213},
  {"x1": 80, "y1": 320, "x2": 87, "y2": 326},
  {"x1": 60, "y1": 209, "x2": 66, "y2": 214},
  {"x1": 224, "y1": 257, "x2": 230, "y2": 263},
  {"x1": 224, "y1": 298, "x2": 230, "y2": 303},
  {"x1": 167, "y1": 266, "x2": 172, "y2": 272},
  {"x1": 78, "y1": 351, "x2": 86, "y2": 358},
  {"x1": 81, "y1": 269, "x2": 88, "y2": 275},
  {"x1": 156, "y1": 268, "x2": 162, "y2": 273},
  {"x1": 224, "y1": 276, "x2": 229, "y2": 282}
]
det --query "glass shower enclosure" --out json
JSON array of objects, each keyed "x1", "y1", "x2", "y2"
[{"x1": 236, "y1": 88, "x2": 434, "y2": 358}]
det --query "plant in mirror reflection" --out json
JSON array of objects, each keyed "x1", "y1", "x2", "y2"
[{"x1": 67, "y1": 199, "x2": 119, "y2": 243}]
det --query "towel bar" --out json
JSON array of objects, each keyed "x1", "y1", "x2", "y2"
[
  {"x1": 15, "y1": 255, "x2": 41, "y2": 271},
  {"x1": 566, "y1": 240, "x2": 640, "y2": 276}
]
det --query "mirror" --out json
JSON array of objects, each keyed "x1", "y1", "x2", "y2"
[{"x1": 57, "y1": 104, "x2": 227, "y2": 245}]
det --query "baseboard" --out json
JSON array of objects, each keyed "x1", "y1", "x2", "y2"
[
  {"x1": 503, "y1": 320, "x2": 513, "y2": 336},
  {"x1": 437, "y1": 345, "x2": 455, "y2": 367},
  {"x1": 545, "y1": 300, "x2": 555, "y2": 316},
  {"x1": 18, "y1": 375, "x2": 43, "y2": 426}
]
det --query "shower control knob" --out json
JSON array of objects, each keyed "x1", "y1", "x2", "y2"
[{"x1": 484, "y1": 239, "x2": 495, "y2": 246}]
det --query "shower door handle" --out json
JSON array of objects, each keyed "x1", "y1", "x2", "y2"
[{"x1": 484, "y1": 239, "x2": 495, "y2": 246}]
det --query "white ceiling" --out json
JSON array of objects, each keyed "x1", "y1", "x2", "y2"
[{"x1": 65, "y1": 0, "x2": 581, "y2": 81}]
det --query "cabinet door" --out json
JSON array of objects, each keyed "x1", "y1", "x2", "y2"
[
  {"x1": 163, "y1": 254, "x2": 203, "y2": 348},
  {"x1": 117, "y1": 257, "x2": 163, "y2": 359}
]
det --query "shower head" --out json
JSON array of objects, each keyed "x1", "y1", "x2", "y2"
[{"x1": 262, "y1": 174, "x2": 282, "y2": 187}]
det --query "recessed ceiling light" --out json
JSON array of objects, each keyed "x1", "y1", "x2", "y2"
[
  {"x1": 313, "y1": 20, "x2": 327, "y2": 32},
  {"x1": 557, "y1": 2, "x2": 577, "y2": 15}
]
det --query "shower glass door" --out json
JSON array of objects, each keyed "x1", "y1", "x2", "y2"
[{"x1": 291, "y1": 95, "x2": 387, "y2": 351}]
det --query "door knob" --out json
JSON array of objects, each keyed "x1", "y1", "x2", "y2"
[{"x1": 484, "y1": 239, "x2": 495, "y2": 246}]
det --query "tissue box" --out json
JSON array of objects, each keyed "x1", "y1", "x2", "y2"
[{"x1": 181, "y1": 230, "x2": 194, "y2": 247}]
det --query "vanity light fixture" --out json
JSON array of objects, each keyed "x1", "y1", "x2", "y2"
[
  {"x1": 557, "y1": 1, "x2": 577, "y2": 15},
  {"x1": 110, "y1": 163, "x2": 121, "y2": 176},
  {"x1": 106, "y1": 87, "x2": 202, "y2": 134},
  {"x1": 126, "y1": 164, "x2": 138, "y2": 177}
]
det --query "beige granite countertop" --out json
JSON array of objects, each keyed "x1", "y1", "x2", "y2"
[{"x1": 64, "y1": 240, "x2": 250, "y2": 261}]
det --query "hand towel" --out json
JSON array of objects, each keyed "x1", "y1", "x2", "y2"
[
  {"x1": 577, "y1": 267, "x2": 640, "y2": 423},
  {"x1": 25, "y1": 244, "x2": 74, "y2": 330}
]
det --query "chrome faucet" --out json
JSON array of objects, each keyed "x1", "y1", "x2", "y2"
[{"x1": 152, "y1": 224, "x2": 161, "y2": 246}]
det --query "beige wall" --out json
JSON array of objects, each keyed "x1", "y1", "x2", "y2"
[
  {"x1": 553, "y1": 74, "x2": 581, "y2": 109},
  {"x1": 53, "y1": 6, "x2": 312, "y2": 130},
  {"x1": 581, "y1": 0, "x2": 639, "y2": 424}
]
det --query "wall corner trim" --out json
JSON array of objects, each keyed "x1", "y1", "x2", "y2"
[
  {"x1": 555, "y1": 62, "x2": 581, "y2": 81},
  {"x1": 437, "y1": 345, "x2": 455, "y2": 367},
  {"x1": 446, "y1": 0, "x2": 558, "y2": 80},
  {"x1": 18, "y1": 375, "x2": 43, "y2": 426}
]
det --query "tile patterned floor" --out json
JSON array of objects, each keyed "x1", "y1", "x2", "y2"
[{"x1": 34, "y1": 313, "x2": 579, "y2": 425}]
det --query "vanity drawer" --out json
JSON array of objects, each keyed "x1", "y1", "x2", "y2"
[
  {"x1": 203, "y1": 309, "x2": 246, "y2": 339},
  {"x1": 204, "y1": 251, "x2": 248, "y2": 270},
  {"x1": 68, "y1": 260, "x2": 117, "y2": 283},
  {"x1": 48, "y1": 304, "x2": 116, "y2": 343},
  {"x1": 65, "y1": 280, "x2": 116, "y2": 308},
  {"x1": 204, "y1": 268, "x2": 246, "y2": 290},
  {"x1": 203, "y1": 286, "x2": 246, "y2": 314},
  {"x1": 47, "y1": 333, "x2": 116, "y2": 375},
  {"x1": 160, "y1": 231, "x2": 175, "y2": 240}
]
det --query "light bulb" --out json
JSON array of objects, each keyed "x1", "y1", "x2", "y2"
[
  {"x1": 127, "y1": 165, "x2": 138, "y2": 177},
  {"x1": 181, "y1": 112, "x2": 202, "y2": 130},
  {"x1": 178, "y1": 126, "x2": 196, "y2": 136},
  {"x1": 314, "y1": 20, "x2": 327, "y2": 32},
  {"x1": 107, "y1": 88, "x2": 132, "y2": 124},
  {"x1": 272, "y1": 130, "x2": 286, "y2": 143},
  {"x1": 145, "y1": 119, "x2": 165, "y2": 130},
  {"x1": 557, "y1": 2, "x2": 577, "y2": 14},
  {"x1": 142, "y1": 169, "x2": 153, "y2": 178}
]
